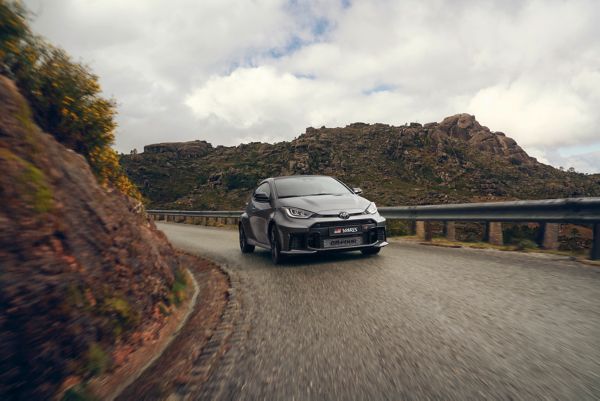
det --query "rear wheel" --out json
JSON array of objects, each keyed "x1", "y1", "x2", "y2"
[
  {"x1": 239, "y1": 224, "x2": 255, "y2": 253},
  {"x1": 361, "y1": 247, "x2": 381, "y2": 255},
  {"x1": 269, "y1": 225, "x2": 285, "y2": 264}
]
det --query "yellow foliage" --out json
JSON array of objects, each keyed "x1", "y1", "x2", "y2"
[{"x1": 1, "y1": 0, "x2": 141, "y2": 200}]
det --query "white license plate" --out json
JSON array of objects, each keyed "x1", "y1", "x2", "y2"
[
  {"x1": 323, "y1": 236, "x2": 363, "y2": 248},
  {"x1": 330, "y1": 226, "x2": 360, "y2": 235}
]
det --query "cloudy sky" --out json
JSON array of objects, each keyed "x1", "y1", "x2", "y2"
[{"x1": 24, "y1": 0, "x2": 600, "y2": 172}]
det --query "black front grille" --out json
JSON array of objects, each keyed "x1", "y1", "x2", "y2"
[
  {"x1": 306, "y1": 219, "x2": 381, "y2": 249},
  {"x1": 310, "y1": 219, "x2": 375, "y2": 229}
]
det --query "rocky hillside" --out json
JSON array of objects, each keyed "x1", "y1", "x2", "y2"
[
  {"x1": 0, "y1": 76, "x2": 186, "y2": 400},
  {"x1": 122, "y1": 114, "x2": 600, "y2": 209}
]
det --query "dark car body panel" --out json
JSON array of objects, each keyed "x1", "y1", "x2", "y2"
[{"x1": 240, "y1": 176, "x2": 388, "y2": 255}]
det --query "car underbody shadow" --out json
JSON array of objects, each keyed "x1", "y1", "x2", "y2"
[{"x1": 249, "y1": 248, "x2": 381, "y2": 268}]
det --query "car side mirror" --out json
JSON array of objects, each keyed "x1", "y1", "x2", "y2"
[
  {"x1": 352, "y1": 187, "x2": 363, "y2": 195},
  {"x1": 254, "y1": 192, "x2": 270, "y2": 202}
]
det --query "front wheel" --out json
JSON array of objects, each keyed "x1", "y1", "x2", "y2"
[
  {"x1": 361, "y1": 247, "x2": 381, "y2": 255},
  {"x1": 239, "y1": 224, "x2": 255, "y2": 253},
  {"x1": 269, "y1": 225, "x2": 285, "y2": 264}
]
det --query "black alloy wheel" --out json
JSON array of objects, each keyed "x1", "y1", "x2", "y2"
[
  {"x1": 239, "y1": 224, "x2": 255, "y2": 253},
  {"x1": 270, "y1": 225, "x2": 284, "y2": 264}
]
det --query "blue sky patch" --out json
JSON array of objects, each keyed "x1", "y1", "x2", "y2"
[{"x1": 363, "y1": 84, "x2": 396, "y2": 95}]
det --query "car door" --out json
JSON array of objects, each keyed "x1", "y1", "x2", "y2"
[{"x1": 249, "y1": 182, "x2": 273, "y2": 245}]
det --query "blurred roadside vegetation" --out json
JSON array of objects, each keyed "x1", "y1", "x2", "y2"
[{"x1": 0, "y1": 0, "x2": 140, "y2": 199}]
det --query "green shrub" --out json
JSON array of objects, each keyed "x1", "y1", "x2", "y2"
[
  {"x1": 168, "y1": 269, "x2": 188, "y2": 306},
  {"x1": 504, "y1": 224, "x2": 539, "y2": 245},
  {"x1": 61, "y1": 384, "x2": 98, "y2": 401},
  {"x1": 0, "y1": 1, "x2": 140, "y2": 200},
  {"x1": 85, "y1": 343, "x2": 109, "y2": 377},
  {"x1": 516, "y1": 239, "x2": 538, "y2": 250},
  {"x1": 102, "y1": 297, "x2": 139, "y2": 337},
  {"x1": 561, "y1": 228, "x2": 583, "y2": 251}
]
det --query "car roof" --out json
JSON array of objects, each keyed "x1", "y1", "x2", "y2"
[
  {"x1": 256, "y1": 175, "x2": 337, "y2": 187},
  {"x1": 269, "y1": 175, "x2": 331, "y2": 181}
]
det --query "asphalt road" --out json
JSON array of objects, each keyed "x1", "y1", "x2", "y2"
[{"x1": 157, "y1": 222, "x2": 600, "y2": 401}]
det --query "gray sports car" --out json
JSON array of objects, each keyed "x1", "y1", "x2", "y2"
[{"x1": 239, "y1": 175, "x2": 388, "y2": 264}]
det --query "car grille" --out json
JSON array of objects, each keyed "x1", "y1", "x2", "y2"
[
  {"x1": 310, "y1": 219, "x2": 375, "y2": 229},
  {"x1": 286, "y1": 220, "x2": 383, "y2": 251},
  {"x1": 301, "y1": 219, "x2": 381, "y2": 250}
]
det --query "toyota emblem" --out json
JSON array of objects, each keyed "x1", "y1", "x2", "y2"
[{"x1": 339, "y1": 211, "x2": 350, "y2": 219}]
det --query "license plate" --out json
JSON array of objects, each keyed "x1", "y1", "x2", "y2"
[
  {"x1": 329, "y1": 226, "x2": 360, "y2": 235},
  {"x1": 323, "y1": 236, "x2": 363, "y2": 248}
]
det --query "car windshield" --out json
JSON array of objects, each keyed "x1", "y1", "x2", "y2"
[{"x1": 274, "y1": 176, "x2": 352, "y2": 198}]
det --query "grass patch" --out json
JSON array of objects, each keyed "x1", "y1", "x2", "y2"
[
  {"x1": 168, "y1": 269, "x2": 188, "y2": 306},
  {"x1": 61, "y1": 384, "x2": 98, "y2": 401},
  {"x1": 0, "y1": 148, "x2": 53, "y2": 213},
  {"x1": 515, "y1": 239, "x2": 538, "y2": 250},
  {"x1": 85, "y1": 343, "x2": 109, "y2": 377},
  {"x1": 102, "y1": 297, "x2": 140, "y2": 337}
]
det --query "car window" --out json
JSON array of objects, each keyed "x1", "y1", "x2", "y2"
[
  {"x1": 274, "y1": 176, "x2": 352, "y2": 198},
  {"x1": 254, "y1": 182, "x2": 270, "y2": 197}
]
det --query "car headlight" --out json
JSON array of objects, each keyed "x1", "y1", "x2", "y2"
[
  {"x1": 284, "y1": 207, "x2": 314, "y2": 219},
  {"x1": 365, "y1": 202, "x2": 377, "y2": 214}
]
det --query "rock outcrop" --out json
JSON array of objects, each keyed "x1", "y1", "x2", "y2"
[
  {"x1": 121, "y1": 114, "x2": 600, "y2": 210},
  {"x1": 0, "y1": 76, "x2": 184, "y2": 400},
  {"x1": 144, "y1": 140, "x2": 213, "y2": 158}
]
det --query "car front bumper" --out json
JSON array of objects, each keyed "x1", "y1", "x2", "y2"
[{"x1": 274, "y1": 213, "x2": 388, "y2": 254}]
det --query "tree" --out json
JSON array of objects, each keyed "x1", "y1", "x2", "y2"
[{"x1": 0, "y1": 0, "x2": 140, "y2": 199}]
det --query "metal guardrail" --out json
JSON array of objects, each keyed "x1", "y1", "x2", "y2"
[
  {"x1": 147, "y1": 197, "x2": 600, "y2": 260},
  {"x1": 378, "y1": 197, "x2": 600, "y2": 223},
  {"x1": 147, "y1": 210, "x2": 242, "y2": 217},
  {"x1": 149, "y1": 197, "x2": 600, "y2": 223}
]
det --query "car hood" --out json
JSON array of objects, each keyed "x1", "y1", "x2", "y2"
[{"x1": 278, "y1": 194, "x2": 371, "y2": 215}]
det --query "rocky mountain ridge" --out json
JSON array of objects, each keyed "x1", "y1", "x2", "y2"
[{"x1": 122, "y1": 114, "x2": 600, "y2": 210}]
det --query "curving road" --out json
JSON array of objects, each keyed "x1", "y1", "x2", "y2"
[{"x1": 157, "y1": 222, "x2": 600, "y2": 400}]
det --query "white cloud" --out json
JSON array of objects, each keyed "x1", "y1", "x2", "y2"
[
  {"x1": 24, "y1": 0, "x2": 600, "y2": 172},
  {"x1": 467, "y1": 79, "x2": 596, "y2": 148}
]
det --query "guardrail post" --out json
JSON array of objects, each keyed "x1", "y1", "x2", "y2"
[
  {"x1": 487, "y1": 222, "x2": 503, "y2": 246},
  {"x1": 540, "y1": 223, "x2": 559, "y2": 250},
  {"x1": 592, "y1": 223, "x2": 600, "y2": 261},
  {"x1": 444, "y1": 221, "x2": 456, "y2": 242},
  {"x1": 416, "y1": 221, "x2": 432, "y2": 241},
  {"x1": 416, "y1": 221, "x2": 425, "y2": 239}
]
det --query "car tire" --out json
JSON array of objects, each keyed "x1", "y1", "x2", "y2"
[
  {"x1": 361, "y1": 247, "x2": 381, "y2": 255},
  {"x1": 269, "y1": 225, "x2": 285, "y2": 264},
  {"x1": 239, "y1": 224, "x2": 255, "y2": 253}
]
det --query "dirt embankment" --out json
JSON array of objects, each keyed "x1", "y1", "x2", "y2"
[{"x1": 0, "y1": 75, "x2": 191, "y2": 400}]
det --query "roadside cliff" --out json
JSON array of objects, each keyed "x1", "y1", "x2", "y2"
[{"x1": 0, "y1": 76, "x2": 185, "y2": 400}]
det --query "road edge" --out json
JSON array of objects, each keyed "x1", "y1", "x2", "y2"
[
  {"x1": 104, "y1": 267, "x2": 200, "y2": 401},
  {"x1": 175, "y1": 260, "x2": 250, "y2": 400}
]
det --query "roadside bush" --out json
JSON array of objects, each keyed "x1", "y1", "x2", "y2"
[
  {"x1": 503, "y1": 224, "x2": 539, "y2": 245},
  {"x1": 386, "y1": 219, "x2": 412, "y2": 236},
  {"x1": 516, "y1": 239, "x2": 538, "y2": 250},
  {"x1": 0, "y1": 0, "x2": 140, "y2": 199},
  {"x1": 85, "y1": 343, "x2": 109, "y2": 377}
]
